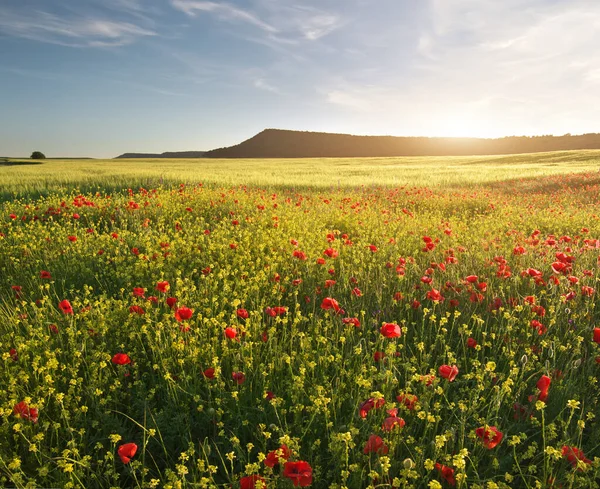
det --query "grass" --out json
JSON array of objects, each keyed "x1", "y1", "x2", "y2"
[
  {"x1": 1, "y1": 150, "x2": 600, "y2": 200},
  {"x1": 1, "y1": 151, "x2": 600, "y2": 489}
]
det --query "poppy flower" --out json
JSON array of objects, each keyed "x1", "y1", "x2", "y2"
[
  {"x1": 58, "y1": 299, "x2": 74, "y2": 315},
  {"x1": 129, "y1": 305, "x2": 145, "y2": 315},
  {"x1": 13, "y1": 401, "x2": 39, "y2": 423},
  {"x1": 237, "y1": 308, "x2": 249, "y2": 319},
  {"x1": 166, "y1": 297, "x2": 178, "y2": 309},
  {"x1": 224, "y1": 327, "x2": 237, "y2": 339},
  {"x1": 320, "y1": 297, "x2": 340, "y2": 313},
  {"x1": 593, "y1": 328, "x2": 600, "y2": 344},
  {"x1": 466, "y1": 337, "x2": 477, "y2": 349},
  {"x1": 10, "y1": 348, "x2": 18, "y2": 361},
  {"x1": 562, "y1": 445, "x2": 591, "y2": 469},
  {"x1": 438, "y1": 364, "x2": 459, "y2": 382},
  {"x1": 264, "y1": 444, "x2": 292, "y2": 467},
  {"x1": 475, "y1": 426, "x2": 503, "y2": 449},
  {"x1": 536, "y1": 375, "x2": 551, "y2": 402},
  {"x1": 374, "y1": 351, "x2": 386, "y2": 362},
  {"x1": 316, "y1": 258, "x2": 326, "y2": 265},
  {"x1": 435, "y1": 463, "x2": 456, "y2": 486},
  {"x1": 174, "y1": 307, "x2": 193, "y2": 322},
  {"x1": 132, "y1": 287, "x2": 145, "y2": 298},
  {"x1": 426, "y1": 289, "x2": 444, "y2": 302},
  {"x1": 293, "y1": 250, "x2": 307, "y2": 260},
  {"x1": 40, "y1": 270, "x2": 52, "y2": 279},
  {"x1": 342, "y1": 317, "x2": 360, "y2": 328},
  {"x1": 283, "y1": 461, "x2": 313, "y2": 487},
  {"x1": 68, "y1": 235, "x2": 77, "y2": 242},
  {"x1": 396, "y1": 393, "x2": 418, "y2": 410},
  {"x1": 359, "y1": 397, "x2": 385, "y2": 418},
  {"x1": 240, "y1": 475, "x2": 266, "y2": 489},
  {"x1": 117, "y1": 443, "x2": 138, "y2": 464},
  {"x1": 232, "y1": 371, "x2": 245, "y2": 385},
  {"x1": 203, "y1": 367, "x2": 215, "y2": 379},
  {"x1": 382, "y1": 409, "x2": 405, "y2": 432},
  {"x1": 155, "y1": 281, "x2": 170, "y2": 293},
  {"x1": 465, "y1": 275, "x2": 478, "y2": 283},
  {"x1": 112, "y1": 353, "x2": 131, "y2": 365},
  {"x1": 324, "y1": 248, "x2": 338, "y2": 258},
  {"x1": 351, "y1": 287, "x2": 362, "y2": 297},
  {"x1": 265, "y1": 306, "x2": 287, "y2": 317},
  {"x1": 380, "y1": 323, "x2": 401, "y2": 338},
  {"x1": 363, "y1": 434, "x2": 388, "y2": 455}
]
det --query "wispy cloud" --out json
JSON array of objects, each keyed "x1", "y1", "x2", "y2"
[
  {"x1": 0, "y1": 6, "x2": 156, "y2": 47},
  {"x1": 170, "y1": 0, "x2": 278, "y2": 33}
]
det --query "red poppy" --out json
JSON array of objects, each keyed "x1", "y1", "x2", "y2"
[
  {"x1": 324, "y1": 248, "x2": 338, "y2": 258},
  {"x1": 237, "y1": 308, "x2": 249, "y2": 319},
  {"x1": 264, "y1": 444, "x2": 292, "y2": 467},
  {"x1": 293, "y1": 250, "x2": 307, "y2": 260},
  {"x1": 382, "y1": 409, "x2": 405, "y2": 432},
  {"x1": 68, "y1": 235, "x2": 77, "y2": 242},
  {"x1": 58, "y1": 299, "x2": 74, "y2": 315},
  {"x1": 342, "y1": 317, "x2": 360, "y2": 328},
  {"x1": 562, "y1": 445, "x2": 591, "y2": 469},
  {"x1": 320, "y1": 297, "x2": 340, "y2": 313},
  {"x1": 368, "y1": 244, "x2": 378, "y2": 252},
  {"x1": 316, "y1": 258, "x2": 326, "y2": 265},
  {"x1": 359, "y1": 397, "x2": 385, "y2": 418},
  {"x1": 174, "y1": 307, "x2": 193, "y2": 322},
  {"x1": 112, "y1": 353, "x2": 131, "y2": 365},
  {"x1": 593, "y1": 328, "x2": 600, "y2": 344},
  {"x1": 40, "y1": 270, "x2": 52, "y2": 279},
  {"x1": 232, "y1": 371, "x2": 245, "y2": 385},
  {"x1": 203, "y1": 367, "x2": 215, "y2": 379},
  {"x1": 13, "y1": 401, "x2": 39, "y2": 423},
  {"x1": 351, "y1": 287, "x2": 362, "y2": 297},
  {"x1": 10, "y1": 348, "x2": 18, "y2": 361},
  {"x1": 465, "y1": 275, "x2": 478, "y2": 283},
  {"x1": 374, "y1": 351, "x2": 386, "y2": 362},
  {"x1": 166, "y1": 297, "x2": 178, "y2": 309},
  {"x1": 224, "y1": 327, "x2": 237, "y2": 339},
  {"x1": 439, "y1": 364, "x2": 459, "y2": 382},
  {"x1": 435, "y1": 463, "x2": 456, "y2": 486},
  {"x1": 132, "y1": 287, "x2": 145, "y2": 298},
  {"x1": 363, "y1": 434, "x2": 388, "y2": 455},
  {"x1": 155, "y1": 281, "x2": 170, "y2": 293},
  {"x1": 117, "y1": 443, "x2": 138, "y2": 464},
  {"x1": 283, "y1": 461, "x2": 313, "y2": 487},
  {"x1": 129, "y1": 305, "x2": 145, "y2": 315},
  {"x1": 475, "y1": 426, "x2": 503, "y2": 449},
  {"x1": 536, "y1": 375, "x2": 551, "y2": 402},
  {"x1": 426, "y1": 289, "x2": 444, "y2": 302},
  {"x1": 531, "y1": 320, "x2": 547, "y2": 335},
  {"x1": 240, "y1": 475, "x2": 266, "y2": 489},
  {"x1": 265, "y1": 306, "x2": 287, "y2": 317},
  {"x1": 380, "y1": 323, "x2": 401, "y2": 338},
  {"x1": 396, "y1": 393, "x2": 418, "y2": 410},
  {"x1": 466, "y1": 337, "x2": 477, "y2": 348}
]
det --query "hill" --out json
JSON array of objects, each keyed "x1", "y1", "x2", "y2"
[
  {"x1": 204, "y1": 129, "x2": 600, "y2": 158},
  {"x1": 115, "y1": 151, "x2": 206, "y2": 159}
]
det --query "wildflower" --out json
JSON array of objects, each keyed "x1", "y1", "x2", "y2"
[
  {"x1": 475, "y1": 426, "x2": 503, "y2": 449},
  {"x1": 562, "y1": 446, "x2": 591, "y2": 469},
  {"x1": 155, "y1": 281, "x2": 170, "y2": 293},
  {"x1": 363, "y1": 434, "x2": 388, "y2": 455},
  {"x1": 203, "y1": 368, "x2": 215, "y2": 379},
  {"x1": 321, "y1": 297, "x2": 340, "y2": 313},
  {"x1": 438, "y1": 365, "x2": 459, "y2": 382},
  {"x1": 117, "y1": 443, "x2": 138, "y2": 464},
  {"x1": 342, "y1": 317, "x2": 360, "y2": 328},
  {"x1": 593, "y1": 328, "x2": 600, "y2": 344},
  {"x1": 283, "y1": 461, "x2": 313, "y2": 487},
  {"x1": 58, "y1": 299, "x2": 74, "y2": 315},
  {"x1": 240, "y1": 475, "x2": 266, "y2": 489},
  {"x1": 232, "y1": 372, "x2": 245, "y2": 385},
  {"x1": 380, "y1": 323, "x2": 401, "y2": 338},
  {"x1": 396, "y1": 393, "x2": 418, "y2": 410},
  {"x1": 237, "y1": 308, "x2": 249, "y2": 319},
  {"x1": 224, "y1": 327, "x2": 237, "y2": 340},
  {"x1": 174, "y1": 307, "x2": 193, "y2": 322},
  {"x1": 382, "y1": 409, "x2": 405, "y2": 432},
  {"x1": 466, "y1": 337, "x2": 477, "y2": 349},
  {"x1": 129, "y1": 305, "x2": 145, "y2": 315},
  {"x1": 40, "y1": 270, "x2": 52, "y2": 279},
  {"x1": 13, "y1": 401, "x2": 39, "y2": 423},
  {"x1": 265, "y1": 444, "x2": 291, "y2": 467},
  {"x1": 112, "y1": 353, "x2": 131, "y2": 365},
  {"x1": 435, "y1": 463, "x2": 456, "y2": 486},
  {"x1": 359, "y1": 397, "x2": 385, "y2": 418}
]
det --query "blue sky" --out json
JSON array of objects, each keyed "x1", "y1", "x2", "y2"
[{"x1": 1, "y1": 0, "x2": 599, "y2": 157}]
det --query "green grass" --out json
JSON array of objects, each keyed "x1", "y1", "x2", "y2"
[{"x1": 2, "y1": 150, "x2": 600, "y2": 200}]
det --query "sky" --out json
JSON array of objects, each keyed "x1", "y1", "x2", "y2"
[{"x1": 1, "y1": 0, "x2": 600, "y2": 158}]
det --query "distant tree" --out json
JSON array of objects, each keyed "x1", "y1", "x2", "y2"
[{"x1": 31, "y1": 151, "x2": 46, "y2": 159}]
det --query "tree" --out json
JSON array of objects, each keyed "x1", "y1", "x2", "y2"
[{"x1": 31, "y1": 151, "x2": 46, "y2": 159}]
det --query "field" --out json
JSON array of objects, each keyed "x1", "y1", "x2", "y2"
[{"x1": 1, "y1": 153, "x2": 600, "y2": 489}]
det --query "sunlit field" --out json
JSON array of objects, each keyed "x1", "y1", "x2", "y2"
[{"x1": 1, "y1": 153, "x2": 600, "y2": 489}]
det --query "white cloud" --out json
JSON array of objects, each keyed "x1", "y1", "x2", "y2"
[
  {"x1": 170, "y1": 0, "x2": 278, "y2": 33},
  {"x1": 0, "y1": 7, "x2": 155, "y2": 47}
]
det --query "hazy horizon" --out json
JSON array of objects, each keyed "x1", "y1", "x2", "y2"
[{"x1": 2, "y1": 0, "x2": 600, "y2": 158}]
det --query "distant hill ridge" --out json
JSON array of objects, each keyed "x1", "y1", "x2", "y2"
[
  {"x1": 203, "y1": 129, "x2": 600, "y2": 158},
  {"x1": 116, "y1": 151, "x2": 206, "y2": 159}
]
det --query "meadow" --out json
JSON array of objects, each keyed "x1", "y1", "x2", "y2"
[{"x1": 1, "y1": 153, "x2": 600, "y2": 489}]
